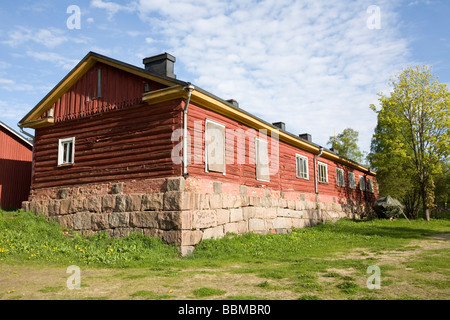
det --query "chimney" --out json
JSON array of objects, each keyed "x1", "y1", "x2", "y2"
[
  {"x1": 226, "y1": 99, "x2": 239, "y2": 108},
  {"x1": 143, "y1": 53, "x2": 176, "y2": 78},
  {"x1": 299, "y1": 133, "x2": 312, "y2": 142},
  {"x1": 272, "y1": 122, "x2": 285, "y2": 131}
]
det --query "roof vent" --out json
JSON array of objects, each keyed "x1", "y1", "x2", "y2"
[
  {"x1": 143, "y1": 53, "x2": 176, "y2": 79},
  {"x1": 299, "y1": 133, "x2": 312, "y2": 142},
  {"x1": 330, "y1": 148, "x2": 339, "y2": 154},
  {"x1": 272, "y1": 122, "x2": 285, "y2": 131},
  {"x1": 226, "y1": 99, "x2": 239, "y2": 108}
]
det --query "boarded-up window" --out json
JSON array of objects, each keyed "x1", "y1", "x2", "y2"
[
  {"x1": 359, "y1": 175, "x2": 366, "y2": 191},
  {"x1": 205, "y1": 120, "x2": 225, "y2": 173},
  {"x1": 348, "y1": 172, "x2": 356, "y2": 189},
  {"x1": 336, "y1": 168, "x2": 345, "y2": 187},
  {"x1": 255, "y1": 138, "x2": 270, "y2": 182},
  {"x1": 368, "y1": 178, "x2": 374, "y2": 193}
]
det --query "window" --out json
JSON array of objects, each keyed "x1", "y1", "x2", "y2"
[
  {"x1": 348, "y1": 172, "x2": 356, "y2": 189},
  {"x1": 58, "y1": 137, "x2": 75, "y2": 166},
  {"x1": 205, "y1": 119, "x2": 226, "y2": 174},
  {"x1": 368, "y1": 178, "x2": 374, "y2": 193},
  {"x1": 296, "y1": 154, "x2": 309, "y2": 179},
  {"x1": 336, "y1": 168, "x2": 345, "y2": 187},
  {"x1": 255, "y1": 137, "x2": 270, "y2": 182},
  {"x1": 318, "y1": 162, "x2": 328, "y2": 183},
  {"x1": 359, "y1": 175, "x2": 366, "y2": 191}
]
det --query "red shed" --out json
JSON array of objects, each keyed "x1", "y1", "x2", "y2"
[
  {"x1": 19, "y1": 52, "x2": 377, "y2": 253},
  {"x1": 0, "y1": 121, "x2": 33, "y2": 209}
]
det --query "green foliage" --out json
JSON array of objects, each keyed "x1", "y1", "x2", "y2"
[
  {"x1": 327, "y1": 128, "x2": 364, "y2": 164},
  {"x1": 0, "y1": 209, "x2": 179, "y2": 267},
  {"x1": 434, "y1": 161, "x2": 450, "y2": 208},
  {"x1": 370, "y1": 65, "x2": 450, "y2": 220}
]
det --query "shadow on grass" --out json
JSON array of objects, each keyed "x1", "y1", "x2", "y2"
[{"x1": 320, "y1": 218, "x2": 450, "y2": 241}]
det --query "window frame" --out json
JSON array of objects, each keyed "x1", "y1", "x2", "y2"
[
  {"x1": 255, "y1": 137, "x2": 270, "y2": 182},
  {"x1": 368, "y1": 178, "x2": 374, "y2": 193},
  {"x1": 58, "y1": 137, "x2": 75, "y2": 166},
  {"x1": 359, "y1": 175, "x2": 366, "y2": 191},
  {"x1": 336, "y1": 168, "x2": 345, "y2": 187},
  {"x1": 204, "y1": 119, "x2": 226, "y2": 175},
  {"x1": 295, "y1": 154, "x2": 309, "y2": 180},
  {"x1": 317, "y1": 161, "x2": 328, "y2": 184},
  {"x1": 348, "y1": 171, "x2": 356, "y2": 189}
]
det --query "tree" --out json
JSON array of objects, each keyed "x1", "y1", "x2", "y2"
[
  {"x1": 327, "y1": 128, "x2": 364, "y2": 163},
  {"x1": 434, "y1": 161, "x2": 450, "y2": 209},
  {"x1": 369, "y1": 123, "x2": 421, "y2": 218},
  {"x1": 370, "y1": 65, "x2": 450, "y2": 221}
]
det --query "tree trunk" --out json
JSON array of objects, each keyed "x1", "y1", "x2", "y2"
[{"x1": 421, "y1": 184, "x2": 430, "y2": 221}]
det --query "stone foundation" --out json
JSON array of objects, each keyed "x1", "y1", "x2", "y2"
[{"x1": 22, "y1": 177, "x2": 369, "y2": 255}]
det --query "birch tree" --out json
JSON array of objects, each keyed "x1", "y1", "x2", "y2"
[{"x1": 370, "y1": 65, "x2": 449, "y2": 221}]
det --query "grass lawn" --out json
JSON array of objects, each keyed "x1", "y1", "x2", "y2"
[{"x1": 0, "y1": 209, "x2": 449, "y2": 300}]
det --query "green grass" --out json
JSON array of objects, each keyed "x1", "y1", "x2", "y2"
[
  {"x1": 130, "y1": 290, "x2": 173, "y2": 300},
  {"x1": 0, "y1": 210, "x2": 179, "y2": 267},
  {"x1": 2, "y1": 209, "x2": 449, "y2": 269},
  {"x1": 1, "y1": 209, "x2": 449, "y2": 300},
  {"x1": 192, "y1": 287, "x2": 226, "y2": 298}
]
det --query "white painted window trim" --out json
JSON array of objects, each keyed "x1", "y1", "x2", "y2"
[
  {"x1": 58, "y1": 137, "x2": 75, "y2": 166},
  {"x1": 295, "y1": 154, "x2": 309, "y2": 180},
  {"x1": 317, "y1": 161, "x2": 328, "y2": 184},
  {"x1": 204, "y1": 119, "x2": 226, "y2": 175}
]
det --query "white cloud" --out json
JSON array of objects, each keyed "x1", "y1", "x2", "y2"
[
  {"x1": 2, "y1": 27, "x2": 69, "y2": 49},
  {"x1": 26, "y1": 51, "x2": 79, "y2": 70},
  {"x1": 0, "y1": 100, "x2": 32, "y2": 120},
  {"x1": 83, "y1": 0, "x2": 413, "y2": 154},
  {"x1": 90, "y1": 0, "x2": 137, "y2": 19},
  {"x1": 137, "y1": 0, "x2": 411, "y2": 151},
  {"x1": 0, "y1": 79, "x2": 15, "y2": 85}
]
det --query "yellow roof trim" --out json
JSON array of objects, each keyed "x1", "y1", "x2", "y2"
[
  {"x1": 20, "y1": 117, "x2": 55, "y2": 129},
  {"x1": 143, "y1": 86, "x2": 375, "y2": 175},
  {"x1": 142, "y1": 85, "x2": 186, "y2": 104}
]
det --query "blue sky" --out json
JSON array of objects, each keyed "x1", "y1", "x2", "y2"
[{"x1": 0, "y1": 0, "x2": 449, "y2": 155}]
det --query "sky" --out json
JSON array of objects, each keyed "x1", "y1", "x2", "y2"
[{"x1": 0, "y1": 0, "x2": 449, "y2": 157}]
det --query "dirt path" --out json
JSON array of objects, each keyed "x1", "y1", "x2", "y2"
[{"x1": 1, "y1": 233, "x2": 449, "y2": 300}]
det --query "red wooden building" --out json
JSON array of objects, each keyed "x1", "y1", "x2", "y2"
[
  {"x1": 19, "y1": 52, "x2": 377, "y2": 253},
  {"x1": 0, "y1": 121, "x2": 33, "y2": 209}
]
